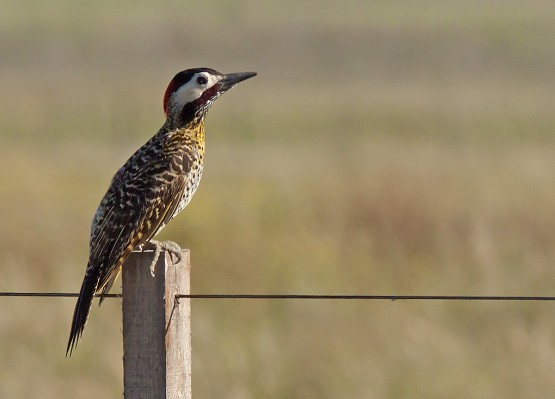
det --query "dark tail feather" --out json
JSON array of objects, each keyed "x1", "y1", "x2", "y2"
[
  {"x1": 98, "y1": 275, "x2": 116, "y2": 306},
  {"x1": 66, "y1": 265, "x2": 100, "y2": 356}
]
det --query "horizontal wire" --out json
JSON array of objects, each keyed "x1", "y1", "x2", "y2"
[
  {"x1": 0, "y1": 292, "x2": 120, "y2": 298},
  {"x1": 0, "y1": 292, "x2": 554, "y2": 301},
  {"x1": 177, "y1": 294, "x2": 555, "y2": 301}
]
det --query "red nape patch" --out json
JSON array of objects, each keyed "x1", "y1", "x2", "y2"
[{"x1": 163, "y1": 80, "x2": 177, "y2": 116}]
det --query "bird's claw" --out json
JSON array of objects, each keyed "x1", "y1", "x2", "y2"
[{"x1": 141, "y1": 240, "x2": 183, "y2": 277}]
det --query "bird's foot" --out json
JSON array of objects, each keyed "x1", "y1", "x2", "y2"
[{"x1": 141, "y1": 240, "x2": 183, "y2": 277}]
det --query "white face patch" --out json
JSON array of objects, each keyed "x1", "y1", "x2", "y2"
[{"x1": 172, "y1": 72, "x2": 220, "y2": 108}]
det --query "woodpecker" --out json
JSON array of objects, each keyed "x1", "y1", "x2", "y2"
[{"x1": 67, "y1": 68, "x2": 256, "y2": 355}]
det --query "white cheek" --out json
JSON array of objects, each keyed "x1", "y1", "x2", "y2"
[
  {"x1": 172, "y1": 73, "x2": 220, "y2": 108},
  {"x1": 174, "y1": 85, "x2": 203, "y2": 104},
  {"x1": 207, "y1": 74, "x2": 220, "y2": 87}
]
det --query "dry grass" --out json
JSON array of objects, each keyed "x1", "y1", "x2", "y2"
[{"x1": 1, "y1": 1, "x2": 555, "y2": 398}]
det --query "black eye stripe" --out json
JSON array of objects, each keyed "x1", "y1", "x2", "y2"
[{"x1": 197, "y1": 76, "x2": 208, "y2": 85}]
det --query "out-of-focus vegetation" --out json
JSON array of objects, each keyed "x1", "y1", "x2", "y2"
[{"x1": 1, "y1": 1, "x2": 555, "y2": 398}]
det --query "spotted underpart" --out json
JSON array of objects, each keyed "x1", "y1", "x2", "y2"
[{"x1": 67, "y1": 68, "x2": 256, "y2": 355}]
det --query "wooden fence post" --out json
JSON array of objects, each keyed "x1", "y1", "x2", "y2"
[{"x1": 122, "y1": 246, "x2": 191, "y2": 399}]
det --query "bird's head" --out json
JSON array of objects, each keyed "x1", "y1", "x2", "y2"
[{"x1": 163, "y1": 68, "x2": 256, "y2": 126}]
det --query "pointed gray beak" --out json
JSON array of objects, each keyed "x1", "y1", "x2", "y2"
[{"x1": 218, "y1": 72, "x2": 257, "y2": 92}]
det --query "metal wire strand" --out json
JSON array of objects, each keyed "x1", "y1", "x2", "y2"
[{"x1": 0, "y1": 292, "x2": 555, "y2": 301}]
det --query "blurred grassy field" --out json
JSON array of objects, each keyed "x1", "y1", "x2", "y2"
[{"x1": 2, "y1": 0, "x2": 555, "y2": 398}]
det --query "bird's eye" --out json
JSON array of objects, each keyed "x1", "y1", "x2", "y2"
[{"x1": 197, "y1": 76, "x2": 208, "y2": 85}]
